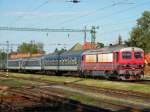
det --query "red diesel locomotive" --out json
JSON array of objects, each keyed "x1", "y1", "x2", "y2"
[{"x1": 81, "y1": 46, "x2": 144, "y2": 80}]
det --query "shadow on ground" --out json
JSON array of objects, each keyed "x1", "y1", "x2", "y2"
[{"x1": 1, "y1": 96, "x2": 149, "y2": 112}]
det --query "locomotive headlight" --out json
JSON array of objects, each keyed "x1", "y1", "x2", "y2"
[
  {"x1": 140, "y1": 65, "x2": 144, "y2": 67},
  {"x1": 120, "y1": 64, "x2": 126, "y2": 67}
]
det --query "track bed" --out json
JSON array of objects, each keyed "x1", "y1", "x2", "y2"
[{"x1": 0, "y1": 72, "x2": 150, "y2": 112}]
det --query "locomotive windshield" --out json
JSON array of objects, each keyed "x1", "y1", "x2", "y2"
[
  {"x1": 122, "y1": 52, "x2": 132, "y2": 59},
  {"x1": 134, "y1": 52, "x2": 142, "y2": 59}
]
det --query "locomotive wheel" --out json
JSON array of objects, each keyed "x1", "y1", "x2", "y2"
[
  {"x1": 104, "y1": 70, "x2": 112, "y2": 79},
  {"x1": 109, "y1": 71, "x2": 118, "y2": 80}
]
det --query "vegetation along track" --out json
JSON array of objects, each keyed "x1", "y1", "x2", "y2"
[
  {"x1": 0, "y1": 72, "x2": 149, "y2": 101},
  {"x1": 6, "y1": 87, "x2": 150, "y2": 112},
  {"x1": 0, "y1": 87, "x2": 130, "y2": 112},
  {"x1": 0, "y1": 72, "x2": 150, "y2": 111}
]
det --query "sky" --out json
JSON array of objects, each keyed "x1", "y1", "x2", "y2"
[{"x1": 0, "y1": 0, "x2": 150, "y2": 53}]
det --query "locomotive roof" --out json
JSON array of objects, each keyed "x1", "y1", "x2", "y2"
[{"x1": 83, "y1": 45, "x2": 143, "y2": 55}]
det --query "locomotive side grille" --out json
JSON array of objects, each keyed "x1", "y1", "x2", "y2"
[{"x1": 119, "y1": 64, "x2": 144, "y2": 68}]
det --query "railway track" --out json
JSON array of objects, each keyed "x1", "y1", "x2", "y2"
[
  {"x1": 0, "y1": 72, "x2": 150, "y2": 99},
  {"x1": 0, "y1": 88, "x2": 116, "y2": 112},
  {"x1": 0, "y1": 72, "x2": 150, "y2": 111},
  {"x1": 0, "y1": 72, "x2": 150, "y2": 102},
  {"x1": 66, "y1": 83, "x2": 150, "y2": 101},
  {"x1": 8, "y1": 88, "x2": 150, "y2": 112}
]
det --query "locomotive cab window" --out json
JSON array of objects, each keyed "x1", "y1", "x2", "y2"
[
  {"x1": 134, "y1": 52, "x2": 142, "y2": 59},
  {"x1": 122, "y1": 52, "x2": 132, "y2": 59}
]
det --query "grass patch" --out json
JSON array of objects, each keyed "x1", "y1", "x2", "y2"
[
  {"x1": 69, "y1": 94, "x2": 98, "y2": 106},
  {"x1": 5, "y1": 73, "x2": 81, "y2": 83},
  {"x1": 2, "y1": 72, "x2": 150, "y2": 93},
  {"x1": 0, "y1": 91, "x2": 8, "y2": 96},
  {"x1": 0, "y1": 79, "x2": 33, "y2": 88},
  {"x1": 76, "y1": 79, "x2": 150, "y2": 93}
]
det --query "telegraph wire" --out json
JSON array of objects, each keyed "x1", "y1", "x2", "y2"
[
  {"x1": 62, "y1": 0, "x2": 149, "y2": 31},
  {"x1": 54, "y1": 3, "x2": 119, "y2": 26},
  {"x1": 93, "y1": 1, "x2": 150, "y2": 37},
  {"x1": 10, "y1": 0, "x2": 51, "y2": 26},
  {"x1": 25, "y1": 2, "x2": 117, "y2": 28},
  {"x1": 84, "y1": 0, "x2": 150, "y2": 25},
  {"x1": 54, "y1": 0, "x2": 135, "y2": 27}
]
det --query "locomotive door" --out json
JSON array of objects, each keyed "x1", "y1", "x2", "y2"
[{"x1": 114, "y1": 52, "x2": 119, "y2": 69}]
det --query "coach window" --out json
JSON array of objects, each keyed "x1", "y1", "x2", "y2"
[
  {"x1": 68, "y1": 58, "x2": 71, "y2": 65},
  {"x1": 59, "y1": 59, "x2": 61, "y2": 65},
  {"x1": 75, "y1": 58, "x2": 77, "y2": 64},
  {"x1": 122, "y1": 52, "x2": 132, "y2": 59},
  {"x1": 70, "y1": 58, "x2": 73, "y2": 65},
  {"x1": 55, "y1": 59, "x2": 57, "y2": 65},
  {"x1": 63, "y1": 59, "x2": 65, "y2": 65}
]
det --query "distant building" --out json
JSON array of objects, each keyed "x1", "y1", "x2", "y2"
[
  {"x1": 82, "y1": 42, "x2": 97, "y2": 50},
  {"x1": 9, "y1": 52, "x2": 44, "y2": 59},
  {"x1": 69, "y1": 43, "x2": 82, "y2": 51},
  {"x1": 145, "y1": 53, "x2": 150, "y2": 66}
]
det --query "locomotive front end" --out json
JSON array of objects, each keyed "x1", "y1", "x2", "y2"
[{"x1": 117, "y1": 47, "x2": 144, "y2": 80}]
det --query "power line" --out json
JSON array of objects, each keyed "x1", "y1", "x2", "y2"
[
  {"x1": 54, "y1": 0, "x2": 135, "y2": 27},
  {"x1": 9, "y1": 0, "x2": 51, "y2": 26},
  {"x1": 89, "y1": 1, "x2": 150, "y2": 37},
  {"x1": 54, "y1": 3, "x2": 118, "y2": 27},
  {"x1": 100, "y1": 26, "x2": 132, "y2": 36},
  {"x1": 0, "y1": 26, "x2": 91, "y2": 32},
  {"x1": 62, "y1": 0, "x2": 149, "y2": 28},
  {"x1": 100, "y1": 19, "x2": 136, "y2": 27},
  {"x1": 86, "y1": 1, "x2": 150, "y2": 25}
]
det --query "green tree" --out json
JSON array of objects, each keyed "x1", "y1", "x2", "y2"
[
  {"x1": 127, "y1": 11, "x2": 150, "y2": 53},
  {"x1": 96, "y1": 42, "x2": 104, "y2": 48},
  {"x1": 17, "y1": 41, "x2": 45, "y2": 54},
  {"x1": 117, "y1": 35, "x2": 123, "y2": 45},
  {"x1": 0, "y1": 50, "x2": 7, "y2": 60},
  {"x1": 54, "y1": 48, "x2": 67, "y2": 54}
]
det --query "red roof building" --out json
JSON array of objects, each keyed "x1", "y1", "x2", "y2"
[{"x1": 145, "y1": 53, "x2": 150, "y2": 64}]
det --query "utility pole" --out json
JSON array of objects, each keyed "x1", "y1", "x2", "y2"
[
  {"x1": 6, "y1": 41, "x2": 9, "y2": 74},
  {"x1": 84, "y1": 26, "x2": 87, "y2": 43},
  {"x1": 91, "y1": 26, "x2": 98, "y2": 49}
]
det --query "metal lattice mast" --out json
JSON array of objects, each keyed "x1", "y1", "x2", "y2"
[{"x1": 0, "y1": 26, "x2": 98, "y2": 48}]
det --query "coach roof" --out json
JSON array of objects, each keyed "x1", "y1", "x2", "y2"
[{"x1": 82, "y1": 45, "x2": 143, "y2": 55}]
